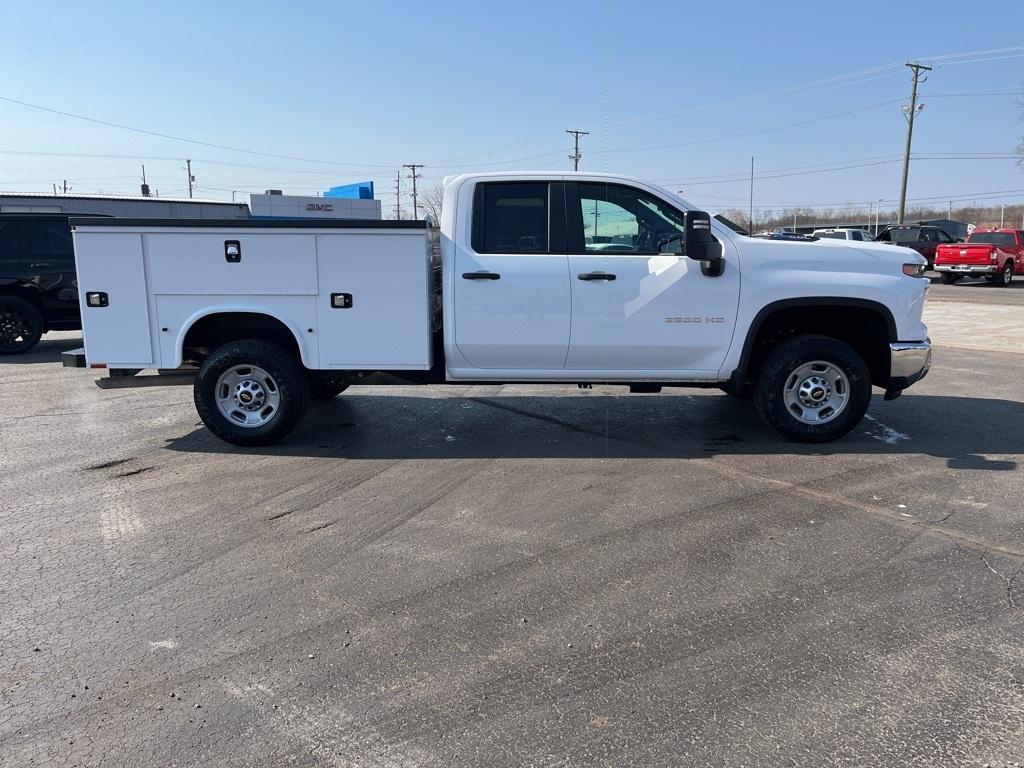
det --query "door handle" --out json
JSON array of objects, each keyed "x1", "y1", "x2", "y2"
[
  {"x1": 577, "y1": 272, "x2": 617, "y2": 281},
  {"x1": 462, "y1": 271, "x2": 500, "y2": 280}
]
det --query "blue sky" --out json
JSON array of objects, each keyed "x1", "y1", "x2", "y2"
[{"x1": 1, "y1": 0, "x2": 1022, "y2": 219}]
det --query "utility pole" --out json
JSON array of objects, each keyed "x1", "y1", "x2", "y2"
[
  {"x1": 140, "y1": 164, "x2": 151, "y2": 197},
  {"x1": 403, "y1": 164, "x2": 423, "y2": 218},
  {"x1": 1000, "y1": 204, "x2": 1005, "y2": 228},
  {"x1": 947, "y1": 201, "x2": 952, "y2": 220},
  {"x1": 566, "y1": 129, "x2": 589, "y2": 171},
  {"x1": 876, "y1": 199, "x2": 882, "y2": 235},
  {"x1": 62, "y1": 179, "x2": 68, "y2": 194},
  {"x1": 748, "y1": 156, "x2": 754, "y2": 235},
  {"x1": 897, "y1": 62, "x2": 931, "y2": 224},
  {"x1": 52, "y1": 183, "x2": 57, "y2": 195},
  {"x1": 394, "y1": 171, "x2": 402, "y2": 219},
  {"x1": 185, "y1": 159, "x2": 194, "y2": 199}
]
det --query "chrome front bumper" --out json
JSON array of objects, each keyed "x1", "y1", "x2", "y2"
[{"x1": 886, "y1": 339, "x2": 931, "y2": 398}]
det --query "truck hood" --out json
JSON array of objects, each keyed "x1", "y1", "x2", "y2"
[{"x1": 741, "y1": 235, "x2": 924, "y2": 269}]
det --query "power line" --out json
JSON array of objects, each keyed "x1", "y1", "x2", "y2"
[{"x1": 606, "y1": 98, "x2": 905, "y2": 153}]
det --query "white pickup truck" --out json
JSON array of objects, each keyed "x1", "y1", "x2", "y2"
[{"x1": 65, "y1": 172, "x2": 931, "y2": 446}]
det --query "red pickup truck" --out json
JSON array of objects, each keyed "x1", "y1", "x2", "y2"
[{"x1": 934, "y1": 229, "x2": 1023, "y2": 286}]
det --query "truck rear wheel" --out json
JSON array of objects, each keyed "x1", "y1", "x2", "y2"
[
  {"x1": 194, "y1": 340, "x2": 309, "y2": 446},
  {"x1": 992, "y1": 262, "x2": 1013, "y2": 287},
  {"x1": 754, "y1": 335, "x2": 871, "y2": 443},
  {"x1": 0, "y1": 296, "x2": 44, "y2": 355},
  {"x1": 939, "y1": 272, "x2": 957, "y2": 285}
]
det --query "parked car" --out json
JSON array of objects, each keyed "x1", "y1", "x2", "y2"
[
  {"x1": 934, "y1": 229, "x2": 1024, "y2": 286},
  {"x1": 65, "y1": 172, "x2": 931, "y2": 446},
  {"x1": 874, "y1": 224, "x2": 960, "y2": 270},
  {"x1": 811, "y1": 228, "x2": 875, "y2": 241},
  {"x1": 0, "y1": 214, "x2": 95, "y2": 354}
]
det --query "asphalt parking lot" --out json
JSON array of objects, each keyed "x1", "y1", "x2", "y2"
[{"x1": 2, "y1": 281, "x2": 1022, "y2": 767}]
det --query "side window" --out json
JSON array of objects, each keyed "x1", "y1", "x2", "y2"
[
  {"x1": 23, "y1": 222, "x2": 50, "y2": 255},
  {"x1": 851, "y1": 231, "x2": 863, "y2": 241},
  {"x1": 936, "y1": 230, "x2": 952, "y2": 243},
  {"x1": 0, "y1": 222, "x2": 26, "y2": 253},
  {"x1": 577, "y1": 183, "x2": 686, "y2": 254},
  {"x1": 45, "y1": 222, "x2": 74, "y2": 256},
  {"x1": 473, "y1": 182, "x2": 549, "y2": 254}
]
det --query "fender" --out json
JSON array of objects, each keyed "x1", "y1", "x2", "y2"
[
  {"x1": 171, "y1": 304, "x2": 317, "y2": 370},
  {"x1": 735, "y1": 297, "x2": 897, "y2": 377}
]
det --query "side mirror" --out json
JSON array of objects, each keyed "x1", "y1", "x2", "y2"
[{"x1": 684, "y1": 211, "x2": 724, "y2": 276}]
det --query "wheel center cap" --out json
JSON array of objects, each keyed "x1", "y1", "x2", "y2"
[
  {"x1": 233, "y1": 380, "x2": 265, "y2": 410},
  {"x1": 798, "y1": 376, "x2": 831, "y2": 407}
]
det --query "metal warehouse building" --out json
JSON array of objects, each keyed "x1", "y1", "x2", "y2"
[{"x1": 0, "y1": 193, "x2": 249, "y2": 219}]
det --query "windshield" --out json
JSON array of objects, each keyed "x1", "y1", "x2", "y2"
[
  {"x1": 888, "y1": 227, "x2": 921, "y2": 243},
  {"x1": 816, "y1": 231, "x2": 847, "y2": 239},
  {"x1": 967, "y1": 232, "x2": 1015, "y2": 245}
]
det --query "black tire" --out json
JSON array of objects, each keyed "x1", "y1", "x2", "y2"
[
  {"x1": 939, "y1": 272, "x2": 957, "y2": 285},
  {"x1": 0, "y1": 296, "x2": 44, "y2": 355},
  {"x1": 753, "y1": 335, "x2": 872, "y2": 443},
  {"x1": 992, "y1": 262, "x2": 1013, "y2": 287},
  {"x1": 309, "y1": 379, "x2": 349, "y2": 400},
  {"x1": 194, "y1": 339, "x2": 309, "y2": 446}
]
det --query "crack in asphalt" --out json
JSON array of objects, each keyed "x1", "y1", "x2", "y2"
[{"x1": 956, "y1": 542, "x2": 1024, "y2": 610}]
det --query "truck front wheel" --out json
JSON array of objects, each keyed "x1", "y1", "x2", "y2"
[
  {"x1": 753, "y1": 335, "x2": 872, "y2": 443},
  {"x1": 194, "y1": 340, "x2": 309, "y2": 446}
]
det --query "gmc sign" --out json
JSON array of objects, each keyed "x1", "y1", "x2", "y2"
[{"x1": 305, "y1": 203, "x2": 334, "y2": 212}]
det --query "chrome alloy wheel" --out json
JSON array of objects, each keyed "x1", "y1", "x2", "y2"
[
  {"x1": 214, "y1": 364, "x2": 281, "y2": 428},
  {"x1": 782, "y1": 360, "x2": 850, "y2": 425}
]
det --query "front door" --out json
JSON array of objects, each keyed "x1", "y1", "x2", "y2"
[
  {"x1": 452, "y1": 181, "x2": 571, "y2": 370},
  {"x1": 564, "y1": 182, "x2": 739, "y2": 373}
]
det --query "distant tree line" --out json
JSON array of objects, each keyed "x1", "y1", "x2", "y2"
[{"x1": 720, "y1": 202, "x2": 1024, "y2": 234}]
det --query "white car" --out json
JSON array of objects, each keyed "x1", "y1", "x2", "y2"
[
  {"x1": 65, "y1": 172, "x2": 931, "y2": 446},
  {"x1": 812, "y1": 228, "x2": 877, "y2": 242}
]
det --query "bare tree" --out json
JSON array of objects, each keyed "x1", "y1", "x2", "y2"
[{"x1": 421, "y1": 185, "x2": 444, "y2": 223}]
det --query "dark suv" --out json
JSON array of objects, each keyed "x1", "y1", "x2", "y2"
[
  {"x1": 0, "y1": 214, "x2": 87, "y2": 354},
  {"x1": 874, "y1": 224, "x2": 960, "y2": 270}
]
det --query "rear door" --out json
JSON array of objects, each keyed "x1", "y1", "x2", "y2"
[
  {"x1": 564, "y1": 182, "x2": 739, "y2": 373},
  {"x1": 451, "y1": 181, "x2": 571, "y2": 369}
]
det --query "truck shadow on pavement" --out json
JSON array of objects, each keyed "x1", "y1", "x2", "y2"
[
  {"x1": 0, "y1": 336, "x2": 82, "y2": 365},
  {"x1": 163, "y1": 392, "x2": 1022, "y2": 470}
]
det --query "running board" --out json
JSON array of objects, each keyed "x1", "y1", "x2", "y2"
[{"x1": 96, "y1": 373, "x2": 196, "y2": 389}]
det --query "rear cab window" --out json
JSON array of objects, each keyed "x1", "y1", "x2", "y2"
[
  {"x1": 967, "y1": 232, "x2": 1015, "y2": 246},
  {"x1": 472, "y1": 182, "x2": 550, "y2": 254}
]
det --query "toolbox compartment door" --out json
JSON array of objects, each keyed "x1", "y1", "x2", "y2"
[
  {"x1": 145, "y1": 232, "x2": 318, "y2": 295},
  {"x1": 73, "y1": 231, "x2": 155, "y2": 367},
  {"x1": 315, "y1": 231, "x2": 431, "y2": 369}
]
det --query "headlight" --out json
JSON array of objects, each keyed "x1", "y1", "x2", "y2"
[{"x1": 902, "y1": 263, "x2": 926, "y2": 278}]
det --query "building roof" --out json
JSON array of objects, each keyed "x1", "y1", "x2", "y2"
[{"x1": 0, "y1": 191, "x2": 243, "y2": 205}]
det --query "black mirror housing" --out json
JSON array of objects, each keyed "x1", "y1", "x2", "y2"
[{"x1": 684, "y1": 211, "x2": 724, "y2": 275}]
